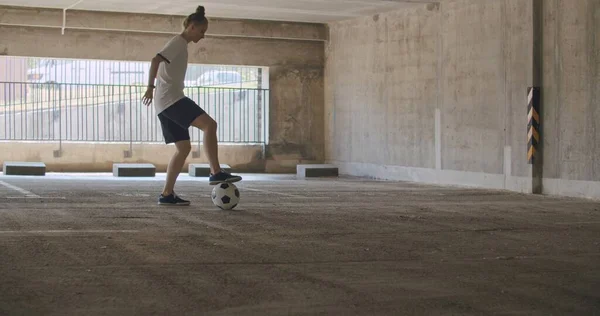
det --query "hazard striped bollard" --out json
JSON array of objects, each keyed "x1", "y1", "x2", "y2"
[{"x1": 527, "y1": 87, "x2": 540, "y2": 164}]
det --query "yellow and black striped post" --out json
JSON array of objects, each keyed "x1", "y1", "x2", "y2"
[{"x1": 527, "y1": 87, "x2": 540, "y2": 164}]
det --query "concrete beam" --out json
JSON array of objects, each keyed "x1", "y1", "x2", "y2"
[
  {"x1": 0, "y1": 5, "x2": 327, "y2": 41},
  {"x1": 189, "y1": 164, "x2": 231, "y2": 177},
  {"x1": 0, "y1": 24, "x2": 324, "y2": 65},
  {"x1": 297, "y1": 164, "x2": 339, "y2": 178},
  {"x1": 112, "y1": 163, "x2": 156, "y2": 177},
  {"x1": 2, "y1": 162, "x2": 46, "y2": 176}
]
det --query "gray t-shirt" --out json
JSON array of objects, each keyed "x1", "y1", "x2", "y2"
[{"x1": 154, "y1": 35, "x2": 188, "y2": 113}]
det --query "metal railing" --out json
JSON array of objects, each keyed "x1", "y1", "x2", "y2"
[{"x1": 0, "y1": 82, "x2": 269, "y2": 145}]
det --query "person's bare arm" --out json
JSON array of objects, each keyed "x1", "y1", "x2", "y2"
[{"x1": 142, "y1": 55, "x2": 168, "y2": 106}]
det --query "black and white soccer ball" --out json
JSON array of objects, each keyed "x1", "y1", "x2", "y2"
[{"x1": 211, "y1": 183, "x2": 240, "y2": 210}]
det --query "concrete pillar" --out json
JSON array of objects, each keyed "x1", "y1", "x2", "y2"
[{"x1": 531, "y1": 0, "x2": 544, "y2": 194}]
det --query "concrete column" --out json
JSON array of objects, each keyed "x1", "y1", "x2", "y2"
[{"x1": 531, "y1": 0, "x2": 544, "y2": 194}]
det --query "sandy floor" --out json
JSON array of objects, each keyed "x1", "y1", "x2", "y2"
[{"x1": 0, "y1": 173, "x2": 599, "y2": 315}]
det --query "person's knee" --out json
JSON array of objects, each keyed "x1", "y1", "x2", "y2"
[
  {"x1": 201, "y1": 117, "x2": 217, "y2": 133},
  {"x1": 175, "y1": 141, "x2": 192, "y2": 156},
  {"x1": 191, "y1": 114, "x2": 217, "y2": 133},
  {"x1": 206, "y1": 119, "x2": 217, "y2": 133}
]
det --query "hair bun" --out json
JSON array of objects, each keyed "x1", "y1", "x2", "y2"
[{"x1": 196, "y1": 6, "x2": 205, "y2": 16}]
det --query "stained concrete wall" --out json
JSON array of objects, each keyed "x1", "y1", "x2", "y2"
[
  {"x1": 0, "y1": 57, "x2": 26, "y2": 101},
  {"x1": 325, "y1": 4, "x2": 440, "y2": 170},
  {"x1": 325, "y1": 0, "x2": 600, "y2": 199},
  {"x1": 0, "y1": 6, "x2": 325, "y2": 173},
  {"x1": 0, "y1": 142, "x2": 264, "y2": 173},
  {"x1": 542, "y1": 0, "x2": 600, "y2": 194}
]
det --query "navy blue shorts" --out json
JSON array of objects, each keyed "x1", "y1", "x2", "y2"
[{"x1": 158, "y1": 97, "x2": 206, "y2": 144}]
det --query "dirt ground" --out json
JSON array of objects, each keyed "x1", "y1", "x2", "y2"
[{"x1": 0, "y1": 173, "x2": 599, "y2": 315}]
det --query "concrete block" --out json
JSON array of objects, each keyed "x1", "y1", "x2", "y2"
[
  {"x1": 112, "y1": 163, "x2": 156, "y2": 177},
  {"x1": 2, "y1": 161, "x2": 46, "y2": 176},
  {"x1": 189, "y1": 164, "x2": 231, "y2": 177},
  {"x1": 297, "y1": 164, "x2": 339, "y2": 178}
]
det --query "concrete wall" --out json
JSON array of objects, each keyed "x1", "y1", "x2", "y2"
[
  {"x1": 2, "y1": 2, "x2": 598, "y2": 200},
  {"x1": 0, "y1": 6, "x2": 325, "y2": 173},
  {"x1": 325, "y1": 4, "x2": 440, "y2": 170},
  {"x1": 0, "y1": 57, "x2": 27, "y2": 101},
  {"x1": 325, "y1": 0, "x2": 600, "y2": 200},
  {"x1": 0, "y1": 142, "x2": 264, "y2": 173},
  {"x1": 541, "y1": 0, "x2": 600, "y2": 197}
]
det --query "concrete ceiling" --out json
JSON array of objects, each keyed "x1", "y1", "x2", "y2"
[{"x1": 0, "y1": 0, "x2": 436, "y2": 23}]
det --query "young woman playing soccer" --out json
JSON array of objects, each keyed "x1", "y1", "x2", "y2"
[{"x1": 142, "y1": 5, "x2": 242, "y2": 206}]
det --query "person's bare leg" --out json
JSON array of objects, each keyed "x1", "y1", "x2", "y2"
[
  {"x1": 190, "y1": 114, "x2": 221, "y2": 175},
  {"x1": 162, "y1": 140, "x2": 191, "y2": 196}
]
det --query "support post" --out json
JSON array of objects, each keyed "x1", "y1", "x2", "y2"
[{"x1": 530, "y1": 0, "x2": 544, "y2": 194}]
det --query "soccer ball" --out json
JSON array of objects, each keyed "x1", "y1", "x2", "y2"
[{"x1": 211, "y1": 183, "x2": 240, "y2": 210}]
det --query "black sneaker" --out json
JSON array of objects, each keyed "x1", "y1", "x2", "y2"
[
  {"x1": 209, "y1": 171, "x2": 242, "y2": 185},
  {"x1": 158, "y1": 192, "x2": 190, "y2": 206}
]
